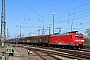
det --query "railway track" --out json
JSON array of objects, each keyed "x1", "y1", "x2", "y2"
[
  {"x1": 15, "y1": 44, "x2": 65, "y2": 60},
  {"x1": 38, "y1": 46, "x2": 90, "y2": 60},
  {"x1": 32, "y1": 49, "x2": 57, "y2": 60},
  {"x1": 7, "y1": 43, "x2": 90, "y2": 60},
  {"x1": 12, "y1": 44, "x2": 88, "y2": 60},
  {"x1": 7, "y1": 47, "x2": 26, "y2": 60},
  {"x1": 12, "y1": 44, "x2": 60, "y2": 60},
  {"x1": 13, "y1": 47, "x2": 26, "y2": 60},
  {"x1": 18, "y1": 44, "x2": 90, "y2": 60},
  {"x1": 79, "y1": 49, "x2": 90, "y2": 52}
]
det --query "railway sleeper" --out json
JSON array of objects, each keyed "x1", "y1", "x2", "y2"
[{"x1": 79, "y1": 55, "x2": 90, "y2": 59}]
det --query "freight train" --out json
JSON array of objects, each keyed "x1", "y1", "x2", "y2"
[{"x1": 6, "y1": 31, "x2": 85, "y2": 49}]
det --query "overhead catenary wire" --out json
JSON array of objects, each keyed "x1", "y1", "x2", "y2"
[
  {"x1": 56, "y1": 1, "x2": 90, "y2": 16},
  {"x1": 24, "y1": 0, "x2": 90, "y2": 33},
  {"x1": 62, "y1": 21, "x2": 90, "y2": 29},
  {"x1": 55, "y1": 10, "x2": 90, "y2": 24},
  {"x1": 20, "y1": 0, "x2": 48, "y2": 19},
  {"x1": 45, "y1": 8, "x2": 90, "y2": 28},
  {"x1": 7, "y1": 0, "x2": 90, "y2": 23},
  {"x1": 37, "y1": 1, "x2": 90, "y2": 27},
  {"x1": 43, "y1": 1, "x2": 90, "y2": 21},
  {"x1": 35, "y1": 0, "x2": 66, "y2": 13},
  {"x1": 6, "y1": 0, "x2": 90, "y2": 21},
  {"x1": 19, "y1": 0, "x2": 67, "y2": 29},
  {"x1": 6, "y1": 0, "x2": 51, "y2": 19},
  {"x1": 44, "y1": 0, "x2": 74, "y2": 18},
  {"x1": 56, "y1": 7, "x2": 90, "y2": 20},
  {"x1": 7, "y1": 0, "x2": 66, "y2": 20},
  {"x1": 6, "y1": 0, "x2": 90, "y2": 36},
  {"x1": 45, "y1": 12, "x2": 90, "y2": 33}
]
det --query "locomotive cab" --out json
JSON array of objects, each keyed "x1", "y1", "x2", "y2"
[
  {"x1": 74, "y1": 34, "x2": 85, "y2": 49},
  {"x1": 69, "y1": 31, "x2": 85, "y2": 49}
]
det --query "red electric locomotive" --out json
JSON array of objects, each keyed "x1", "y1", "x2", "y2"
[{"x1": 49, "y1": 31, "x2": 85, "y2": 49}]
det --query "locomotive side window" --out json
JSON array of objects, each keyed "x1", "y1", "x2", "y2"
[{"x1": 75, "y1": 36, "x2": 83, "y2": 38}]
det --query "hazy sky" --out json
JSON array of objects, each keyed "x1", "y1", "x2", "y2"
[{"x1": 0, "y1": 0, "x2": 90, "y2": 38}]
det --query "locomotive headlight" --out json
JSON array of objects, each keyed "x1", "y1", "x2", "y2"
[
  {"x1": 81, "y1": 40, "x2": 84, "y2": 42},
  {"x1": 75, "y1": 40, "x2": 78, "y2": 42}
]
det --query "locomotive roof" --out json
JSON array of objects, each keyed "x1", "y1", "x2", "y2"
[
  {"x1": 68, "y1": 31, "x2": 78, "y2": 33},
  {"x1": 53, "y1": 33, "x2": 68, "y2": 36},
  {"x1": 53, "y1": 31, "x2": 80, "y2": 36}
]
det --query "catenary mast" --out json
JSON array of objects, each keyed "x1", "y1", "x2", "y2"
[{"x1": 1, "y1": 0, "x2": 6, "y2": 46}]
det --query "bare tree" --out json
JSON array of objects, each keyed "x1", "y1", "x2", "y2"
[
  {"x1": 85, "y1": 28, "x2": 90, "y2": 38},
  {"x1": 85, "y1": 28, "x2": 90, "y2": 44}
]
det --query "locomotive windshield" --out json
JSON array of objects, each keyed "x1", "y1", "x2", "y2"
[{"x1": 75, "y1": 35, "x2": 83, "y2": 38}]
